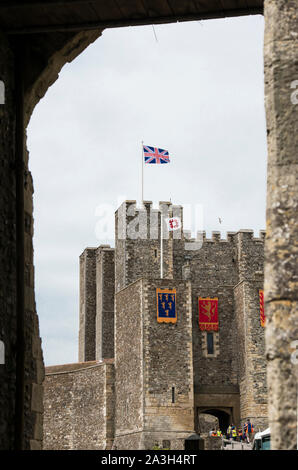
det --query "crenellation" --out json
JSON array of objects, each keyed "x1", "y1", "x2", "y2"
[
  {"x1": 237, "y1": 229, "x2": 254, "y2": 238},
  {"x1": 259, "y1": 230, "x2": 266, "y2": 240},
  {"x1": 183, "y1": 230, "x2": 192, "y2": 239},
  {"x1": 211, "y1": 231, "x2": 221, "y2": 241}
]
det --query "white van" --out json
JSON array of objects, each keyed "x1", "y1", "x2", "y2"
[{"x1": 252, "y1": 428, "x2": 271, "y2": 450}]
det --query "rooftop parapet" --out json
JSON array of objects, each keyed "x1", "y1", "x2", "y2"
[
  {"x1": 96, "y1": 244, "x2": 114, "y2": 252},
  {"x1": 114, "y1": 201, "x2": 265, "y2": 244},
  {"x1": 115, "y1": 200, "x2": 184, "y2": 241},
  {"x1": 236, "y1": 229, "x2": 267, "y2": 242},
  {"x1": 79, "y1": 246, "x2": 98, "y2": 258},
  {"x1": 255, "y1": 230, "x2": 266, "y2": 241},
  {"x1": 182, "y1": 229, "x2": 266, "y2": 245}
]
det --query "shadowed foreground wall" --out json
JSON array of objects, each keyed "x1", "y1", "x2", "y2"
[
  {"x1": 0, "y1": 24, "x2": 102, "y2": 449},
  {"x1": 264, "y1": 0, "x2": 298, "y2": 450},
  {"x1": 114, "y1": 278, "x2": 195, "y2": 450},
  {"x1": 0, "y1": 0, "x2": 296, "y2": 451},
  {"x1": 43, "y1": 361, "x2": 114, "y2": 450}
]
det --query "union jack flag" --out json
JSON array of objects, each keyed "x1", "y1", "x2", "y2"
[{"x1": 143, "y1": 145, "x2": 170, "y2": 164}]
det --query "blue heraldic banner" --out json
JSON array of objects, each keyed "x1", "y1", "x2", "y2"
[{"x1": 156, "y1": 288, "x2": 177, "y2": 324}]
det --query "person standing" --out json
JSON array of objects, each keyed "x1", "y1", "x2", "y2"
[{"x1": 244, "y1": 419, "x2": 254, "y2": 443}]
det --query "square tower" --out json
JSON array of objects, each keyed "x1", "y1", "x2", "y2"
[{"x1": 114, "y1": 278, "x2": 195, "y2": 450}]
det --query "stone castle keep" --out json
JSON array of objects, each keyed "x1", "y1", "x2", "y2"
[{"x1": 44, "y1": 200, "x2": 268, "y2": 450}]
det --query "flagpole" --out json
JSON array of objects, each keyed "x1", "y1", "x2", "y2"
[
  {"x1": 160, "y1": 211, "x2": 163, "y2": 279},
  {"x1": 141, "y1": 140, "x2": 144, "y2": 206}
]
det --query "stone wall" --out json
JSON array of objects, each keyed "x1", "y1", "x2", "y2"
[
  {"x1": 234, "y1": 233, "x2": 267, "y2": 429},
  {"x1": 114, "y1": 277, "x2": 195, "y2": 450},
  {"x1": 264, "y1": 0, "x2": 298, "y2": 450},
  {"x1": 204, "y1": 436, "x2": 222, "y2": 450},
  {"x1": 0, "y1": 0, "x2": 296, "y2": 451},
  {"x1": 198, "y1": 414, "x2": 218, "y2": 434},
  {"x1": 180, "y1": 228, "x2": 267, "y2": 428},
  {"x1": 78, "y1": 248, "x2": 97, "y2": 362},
  {"x1": 114, "y1": 279, "x2": 144, "y2": 449},
  {"x1": 0, "y1": 32, "x2": 44, "y2": 450},
  {"x1": 142, "y1": 278, "x2": 194, "y2": 450},
  {"x1": 234, "y1": 280, "x2": 268, "y2": 430},
  {"x1": 43, "y1": 360, "x2": 114, "y2": 450},
  {"x1": 79, "y1": 245, "x2": 115, "y2": 363},
  {"x1": 115, "y1": 201, "x2": 180, "y2": 293},
  {"x1": 96, "y1": 246, "x2": 115, "y2": 361},
  {"x1": 23, "y1": 163, "x2": 44, "y2": 450},
  {"x1": 73, "y1": 201, "x2": 268, "y2": 449},
  {"x1": 0, "y1": 32, "x2": 17, "y2": 450}
]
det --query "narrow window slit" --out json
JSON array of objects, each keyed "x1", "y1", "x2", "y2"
[{"x1": 207, "y1": 332, "x2": 214, "y2": 355}]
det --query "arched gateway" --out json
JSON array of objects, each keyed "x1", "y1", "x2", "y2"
[
  {"x1": 0, "y1": 0, "x2": 296, "y2": 451},
  {"x1": 198, "y1": 409, "x2": 232, "y2": 434}
]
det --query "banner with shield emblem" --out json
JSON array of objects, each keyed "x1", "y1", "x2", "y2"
[
  {"x1": 156, "y1": 288, "x2": 177, "y2": 323},
  {"x1": 198, "y1": 297, "x2": 218, "y2": 331}
]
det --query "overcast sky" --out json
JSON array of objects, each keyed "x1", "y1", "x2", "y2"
[{"x1": 27, "y1": 15, "x2": 267, "y2": 366}]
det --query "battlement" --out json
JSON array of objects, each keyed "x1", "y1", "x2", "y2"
[
  {"x1": 115, "y1": 200, "x2": 184, "y2": 244},
  {"x1": 79, "y1": 246, "x2": 97, "y2": 259},
  {"x1": 115, "y1": 200, "x2": 265, "y2": 245},
  {"x1": 183, "y1": 229, "x2": 266, "y2": 244},
  {"x1": 116, "y1": 200, "x2": 183, "y2": 215}
]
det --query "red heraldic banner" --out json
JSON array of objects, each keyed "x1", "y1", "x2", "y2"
[
  {"x1": 198, "y1": 297, "x2": 218, "y2": 331},
  {"x1": 259, "y1": 290, "x2": 266, "y2": 327}
]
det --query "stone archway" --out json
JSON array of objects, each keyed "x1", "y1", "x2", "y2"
[
  {"x1": 198, "y1": 408, "x2": 232, "y2": 434},
  {"x1": 0, "y1": 0, "x2": 296, "y2": 450},
  {"x1": 0, "y1": 27, "x2": 103, "y2": 450}
]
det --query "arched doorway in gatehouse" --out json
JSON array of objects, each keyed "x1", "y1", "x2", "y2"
[{"x1": 198, "y1": 408, "x2": 232, "y2": 436}]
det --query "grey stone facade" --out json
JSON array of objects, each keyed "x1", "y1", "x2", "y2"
[
  {"x1": 43, "y1": 360, "x2": 114, "y2": 450},
  {"x1": 44, "y1": 201, "x2": 268, "y2": 449},
  {"x1": 0, "y1": 0, "x2": 296, "y2": 451},
  {"x1": 0, "y1": 32, "x2": 17, "y2": 450},
  {"x1": 264, "y1": 0, "x2": 298, "y2": 450},
  {"x1": 0, "y1": 23, "x2": 101, "y2": 449},
  {"x1": 0, "y1": 32, "x2": 44, "y2": 450}
]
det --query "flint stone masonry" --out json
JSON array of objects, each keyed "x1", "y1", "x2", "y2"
[
  {"x1": 113, "y1": 278, "x2": 194, "y2": 450},
  {"x1": 0, "y1": 23, "x2": 102, "y2": 449},
  {"x1": 0, "y1": 0, "x2": 296, "y2": 451},
  {"x1": 96, "y1": 246, "x2": 115, "y2": 361},
  {"x1": 44, "y1": 202, "x2": 268, "y2": 450},
  {"x1": 264, "y1": 0, "x2": 298, "y2": 450},
  {"x1": 78, "y1": 248, "x2": 97, "y2": 362},
  {"x1": 43, "y1": 360, "x2": 114, "y2": 450},
  {"x1": 204, "y1": 436, "x2": 222, "y2": 450},
  {"x1": 0, "y1": 32, "x2": 44, "y2": 450},
  {"x1": 115, "y1": 201, "x2": 180, "y2": 293},
  {"x1": 0, "y1": 32, "x2": 17, "y2": 450}
]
